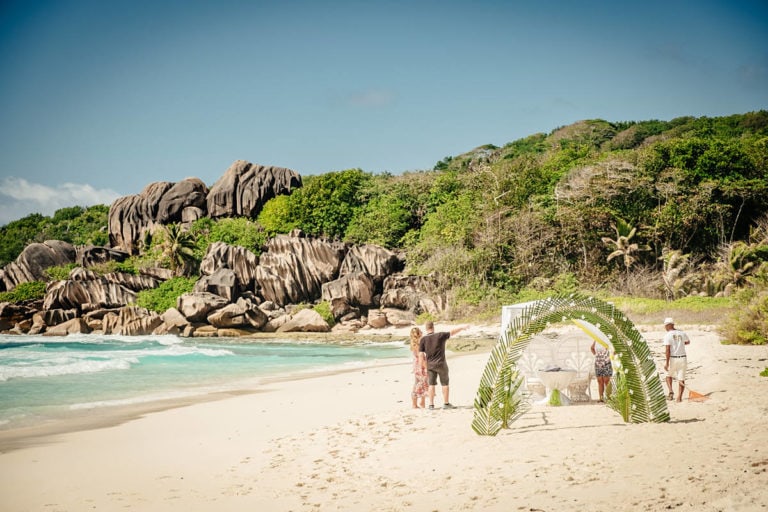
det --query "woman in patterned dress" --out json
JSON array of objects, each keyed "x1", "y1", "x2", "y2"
[
  {"x1": 591, "y1": 340, "x2": 613, "y2": 402},
  {"x1": 410, "y1": 327, "x2": 428, "y2": 408}
]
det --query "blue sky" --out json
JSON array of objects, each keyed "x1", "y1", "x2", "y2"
[{"x1": 1, "y1": 0, "x2": 766, "y2": 226}]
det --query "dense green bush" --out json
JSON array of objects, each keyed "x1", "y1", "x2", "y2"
[
  {"x1": 312, "y1": 301, "x2": 335, "y2": 327},
  {"x1": 287, "y1": 169, "x2": 372, "y2": 239},
  {"x1": 0, "y1": 281, "x2": 47, "y2": 303},
  {"x1": 345, "y1": 190, "x2": 415, "y2": 248},
  {"x1": 46, "y1": 263, "x2": 79, "y2": 281},
  {"x1": 720, "y1": 291, "x2": 768, "y2": 345},
  {"x1": 0, "y1": 205, "x2": 109, "y2": 267},
  {"x1": 257, "y1": 195, "x2": 296, "y2": 236},
  {"x1": 206, "y1": 217, "x2": 266, "y2": 254},
  {"x1": 0, "y1": 213, "x2": 47, "y2": 267},
  {"x1": 135, "y1": 277, "x2": 196, "y2": 313}
]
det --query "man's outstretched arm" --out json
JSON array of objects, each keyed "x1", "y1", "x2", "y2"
[{"x1": 450, "y1": 325, "x2": 469, "y2": 336}]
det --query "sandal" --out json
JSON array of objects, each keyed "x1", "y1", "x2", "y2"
[
  {"x1": 428, "y1": 405, "x2": 434, "y2": 410},
  {"x1": 667, "y1": 392, "x2": 674, "y2": 401}
]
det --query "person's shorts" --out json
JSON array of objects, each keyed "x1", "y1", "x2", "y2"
[
  {"x1": 427, "y1": 363, "x2": 449, "y2": 386},
  {"x1": 668, "y1": 356, "x2": 687, "y2": 381}
]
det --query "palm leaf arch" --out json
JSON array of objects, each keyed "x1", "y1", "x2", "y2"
[{"x1": 472, "y1": 294, "x2": 670, "y2": 436}]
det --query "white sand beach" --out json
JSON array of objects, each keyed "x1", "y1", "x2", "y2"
[{"x1": 1, "y1": 323, "x2": 768, "y2": 511}]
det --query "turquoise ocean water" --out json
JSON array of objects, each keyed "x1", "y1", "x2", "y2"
[{"x1": 0, "y1": 334, "x2": 409, "y2": 430}]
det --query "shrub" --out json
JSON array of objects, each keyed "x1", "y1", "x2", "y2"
[
  {"x1": 207, "y1": 217, "x2": 266, "y2": 253},
  {"x1": 135, "y1": 277, "x2": 196, "y2": 313},
  {"x1": 257, "y1": 195, "x2": 296, "y2": 236},
  {"x1": 313, "y1": 301, "x2": 335, "y2": 327},
  {"x1": 719, "y1": 291, "x2": 768, "y2": 345},
  {"x1": 0, "y1": 281, "x2": 47, "y2": 303},
  {"x1": 46, "y1": 263, "x2": 79, "y2": 281},
  {"x1": 416, "y1": 311, "x2": 436, "y2": 325}
]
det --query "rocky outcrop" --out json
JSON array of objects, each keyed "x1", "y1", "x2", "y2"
[
  {"x1": 108, "y1": 178, "x2": 209, "y2": 254},
  {"x1": 276, "y1": 308, "x2": 330, "y2": 333},
  {"x1": 321, "y1": 271, "x2": 375, "y2": 320},
  {"x1": 43, "y1": 276, "x2": 138, "y2": 312},
  {"x1": 150, "y1": 307, "x2": 191, "y2": 335},
  {"x1": 256, "y1": 232, "x2": 346, "y2": 306},
  {"x1": 43, "y1": 318, "x2": 91, "y2": 336},
  {"x1": 0, "y1": 240, "x2": 77, "y2": 292},
  {"x1": 195, "y1": 267, "x2": 238, "y2": 302},
  {"x1": 366, "y1": 309, "x2": 388, "y2": 329},
  {"x1": 156, "y1": 178, "x2": 209, "y2": 224},
  {"x1": 101, "y1": 306, "x2": 162, "y2": 336},
  {"x1": 102, "y1": 272, "x2": 162, "y2": 292},
  {"x1": 140, "y1": 267, "x2": 175, "y2": 281},
  {"x1": 0, "y1": 302, "x2": 37, "y2": 332},
  {"x1": 380, "y1": 274, "x2": 445, "y2": 316},
  {"x1": 81, "y1": 307, "x2": 121, "y2": 333},
  {"x1": 177, "y1": 292, "x2": 229, "y2": 323},
  {"x1": 207, "y1": 297, "x2": 268, "y2": 329},
  {"x1": 66, "y1": 267, "x2": 161, "y2": 292},
  {"x1": 39, "y1": 308, "x2": 78, "y2": 327},
  {"x1": 77, "y1": 245, "x2": 130, "y2": 268},
  {"x1": 199, "y1": 242, "x2": 259, "y2": 292},
  {"x1": 321, "y1": 271, "x2": 375, "y2": 305},
  {"x1": 206, "y1": 160, "x2": 302, "y2": 219},
  {"x1": 108, "y1": 182, "x2": 172, "y2": 254},
  {"x1": 339, "y1": 245, "x2": 403, "y2": 286}
]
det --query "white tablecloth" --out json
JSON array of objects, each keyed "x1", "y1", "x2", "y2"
[{"x1": 535, "y1": 369, "x2": 577, "y2": 406}]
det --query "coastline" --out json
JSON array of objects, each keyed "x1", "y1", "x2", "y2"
[
  {"x1": 2, "y1": 324, "x2": 767, "y2": 511},
  {"x1": 0, "y1": 323, "x2": 496, "y2": 449}
]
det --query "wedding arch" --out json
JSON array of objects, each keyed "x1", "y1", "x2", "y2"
[{"x1": 472, "y1": 294, "x2": 670, "y2": 436}]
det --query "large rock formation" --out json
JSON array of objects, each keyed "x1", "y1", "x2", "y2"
[
  {"x1": 195, "y1": 268, "x2": 239, "y2": 302},
  {"x1": 380, "y1": 274, "x2": 445, "y2": 316},
  {"x1": 206, "y1": 160, "x2": 302, "y2": 219},
  {"x1": 44, "y1": 317, "x2": 92, "y2": 336},
  {"x1": 101, "y1": 306, "x2": 162, "y2": 336},
  {"x1": 0, "y1": 302, "x2": 38, "y2": 332},
  {"x1": 77, "y1": 245, "x2": 130, "y2": 268},
  {"x1": 255, "y1": 232, "x2": 346, "y2": 306},
  {"x1": 338, "y1": 245, "x2": 403, "y2": 286},
  {"x1": 177, "y1": 292, "x2": 229, "y2": 323},
  {"x1": 156, "y1": 178, "x2": 209, "y2": 224},
  {"x1": 108, "y1": 178, "x2": 209, "y2": 254},
  {"x1": 43, "y1": 275, "x2": 138, "y2": 312},
  {"x1": 0, "y1": 240, "x2": 77, "y2": 292},
  {"x1": 276, "y1": 308, "x2": 330, "y2": 333},
  {"x1": 207, "y1": 297, "x2": 268, "y2": 330},
  {"x1": 108, "y1": 181, "x2": 172, "y2": 254},
  {"x1": 199, "y1": 241, "x2": 260, "y2": 292},
  {"x1": 321, "y1": 271, "x2": 375, "y2": 308}
]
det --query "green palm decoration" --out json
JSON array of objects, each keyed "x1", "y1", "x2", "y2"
[{"x1": 472, "y1": 294, "x2": 670, "y2": 436}]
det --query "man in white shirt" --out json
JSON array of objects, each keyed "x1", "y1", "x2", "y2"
[{"x1": 663, "y1": 317, "x2": 691, "y2": 402}]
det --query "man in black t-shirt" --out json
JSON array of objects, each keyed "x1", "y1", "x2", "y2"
[{"x1": 418, "y1": 321, "x2": 468, "y2": 410}]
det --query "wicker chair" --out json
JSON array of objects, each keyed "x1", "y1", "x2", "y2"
[
  {"x1": 564, "y1": 350, "x2": 594, "y2": 402},
  {"x1": 516, "y1": 351, "x2": 546, "y2": 397}
]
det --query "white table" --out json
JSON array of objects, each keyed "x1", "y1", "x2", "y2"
[{"x1": 535, "y1": 369, "x2": 577, "y2": 406}]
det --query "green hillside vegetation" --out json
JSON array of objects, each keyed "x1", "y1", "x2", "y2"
[
  {"x1": 0, "y1": 205, "x2": 109, "y2": 267},
  {"x1": 2, "y1": 111, "x2": 768, "y2": 343}
]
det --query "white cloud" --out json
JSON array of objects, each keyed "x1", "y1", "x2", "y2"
[{"x1": 0, "y1": 177, "x2": 121, "y2": 226}]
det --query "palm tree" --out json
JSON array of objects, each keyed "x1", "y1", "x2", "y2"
[
  {"x1": 159, "y1": 223, "x2": 197, "y2": 276},
  {"x1": 601, "y1": 218, "x2": 650, "y2": 274},
  {"x1": 661, "y1": 248, "x2": 696, "y2": 299}
]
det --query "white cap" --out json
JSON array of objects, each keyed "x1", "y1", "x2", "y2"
[{"x1": 663, "y1": 317, "x2": 674, "y2": 326}]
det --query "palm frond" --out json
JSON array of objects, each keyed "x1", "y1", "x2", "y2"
[{"x1": 472, "y1": 294, "x2": 670, "y2": 436}]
